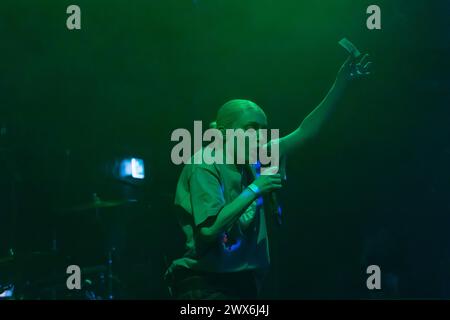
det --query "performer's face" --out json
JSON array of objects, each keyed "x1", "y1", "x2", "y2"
[
  {"x1": 232, "y1": 108, "x2": 268, "y2": 132},
  {"x1": 229, "y1": 108, "x2": 268, "y2": 164}
]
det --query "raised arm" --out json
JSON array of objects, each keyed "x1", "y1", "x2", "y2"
[{"x1": 276, "y1": 54, "x2": 372, "y2": 157}]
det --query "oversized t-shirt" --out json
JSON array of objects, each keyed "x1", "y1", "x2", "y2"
[{"x1": 165, "y1": 160, "x2": 271, "y2": 277}]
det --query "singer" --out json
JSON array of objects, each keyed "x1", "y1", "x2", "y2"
[{"x1": 165, "y1": 53, "x2": 372, "y2": 300}]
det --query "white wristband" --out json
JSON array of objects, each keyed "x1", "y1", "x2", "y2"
[{"x1": 247, "y1": 183, "x2": 260, "y2": 196}]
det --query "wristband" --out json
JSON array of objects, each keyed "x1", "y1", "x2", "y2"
[{"x1": 247, "y1": 183, "x2": 260, "y2": 196}]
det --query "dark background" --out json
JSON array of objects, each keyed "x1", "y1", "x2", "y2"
[{"x1": 0, "y1": 0, "x2": 449, "y2": 299}]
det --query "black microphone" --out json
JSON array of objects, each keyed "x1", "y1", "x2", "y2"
[{"x1": 254, "y1": 158, "x2": 286, "y2": 226}]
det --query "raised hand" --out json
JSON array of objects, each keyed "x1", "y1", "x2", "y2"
[{"x1": 336, "y1": 53, "x2": 373, "y2": 86}]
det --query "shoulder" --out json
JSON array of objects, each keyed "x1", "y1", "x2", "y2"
[
  {"x1": 181, "y1": 148, "x2": 222, "y2": 179},
  {"x1": 177, "y1": 156, "x2": 221, "y2": 184},
  {"x1": 182, "y1": 162, "x2": 221, "y2": 182}
]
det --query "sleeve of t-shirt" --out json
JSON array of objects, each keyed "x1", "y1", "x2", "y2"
[{"x1": 189, "y1": 166, "x2": 226, "y2": 227}]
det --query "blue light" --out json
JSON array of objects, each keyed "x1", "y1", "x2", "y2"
[
  {"x1": 228, "y1": 239, "x2": 241, "y2": 252},
  {"x1": 131, "y1": 158, "x2": 145, "y2": 179},
  {"x1": 222, "y1": 232, "x2": 242, "y2": 252},
  {"x1": 224, "y1": 239, "x2": 242, "y2": 252},
  {"x1": 120, "y1": 158, "x2": 145, "y2": 179}
]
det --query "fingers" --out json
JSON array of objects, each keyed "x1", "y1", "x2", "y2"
[
  {"x1": 269, "y1": 174, "x2": 281, "y2": 182},
  {"x1": 254, "y1": 173, "x2": 283, "y2": 193},
  {"x1": 351, "y1": 55, "x2": 372, "y2": 78},
  {"x1": 270, "y1": 176, "x2": 282, "y2": 188},
  {"x1": 261, "y1": 166, "x2": 280, "y2": 175},
  {"x1": 272, "y1": 182, "x2": 282, "y2": 188},
  {"x1": 270, "y1": 178, "x2": 282, "y2": 188},
  {"x1": 358, "y1": 53, "x2": 370, "y2": 66},
  {"x1": 362, "y1": 61, "x2": 373, "y2": 75}
]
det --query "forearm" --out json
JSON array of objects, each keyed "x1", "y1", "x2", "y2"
[
  {"x1": 199, "y1": 188, "x2": 257, "y2": 242},
  {"x1": 293, "y1": 52, "x2": 372, "y2": 145},
  {"x1": 277, "y1": 80, "x2": 347, "y2": 156},
  {"x1": 299, "y1": 80, "x2": 347, "y2": 140}
]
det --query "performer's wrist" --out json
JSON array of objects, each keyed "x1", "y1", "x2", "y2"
[{"x1": 247, "y1": 183, "x2": 260, "y2": 197}]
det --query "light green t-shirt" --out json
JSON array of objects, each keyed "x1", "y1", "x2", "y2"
[{"x1": 166, "y1": 161, "x2": 271, "y2": 277}]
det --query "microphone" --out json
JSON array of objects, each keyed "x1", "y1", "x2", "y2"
[
  {"x1": 254, "y1": 158, "x2": 286, "y2": 226},
  {"x1": 269, "y1": 191, "x2": 282, "y2": 226}
]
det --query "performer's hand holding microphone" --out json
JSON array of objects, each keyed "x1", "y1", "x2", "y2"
[
  {"x1": 247, "y1": 166, "x2": 282, "y2": 198},
  {"x1": 247, "y1": 165, "x2": 284, "y2": 226}
]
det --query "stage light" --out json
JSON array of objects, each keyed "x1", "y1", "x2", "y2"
[
  {"x1": 0, "y1": 285, "x2": 14, "y2": 299},
  {"x1": 131, "y1": 158, "x2": 145, "y2": 179},
  {"x1": 120, "y1": 158, "x2": 145, "y2": 180}
]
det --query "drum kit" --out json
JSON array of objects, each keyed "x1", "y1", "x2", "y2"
[
  {"x1": 0, "y1": 194, "x2": 138, "y2": 300},
  {"x1": 0, "y1": 128, "x2": 163, "y2": 300}
]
